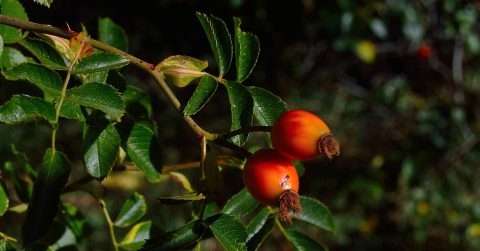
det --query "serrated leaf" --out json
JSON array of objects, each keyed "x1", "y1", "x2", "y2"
[
  {"x1": 126, "y1": 122, "x2": 161, "y2": 183},
  {"x1": 158, "y1": 192, "x2": 205, "y2": 205},
  {"x1": 226, "y1": 81, "x2": 253, "y2": 145},
  {"x1": 249, "y1": 86, "x2": 287, "y2": 126},
  {"x1": 284, "y1": 229, "x2": 327, "y2": 251},
  {"x1": 0, "y1": 95, "x2": 55, "y2": 124},
  {"x1": 294, "y1": 196, "x2": 335, "y2": 232},
  {"x1": 141, "y1": 220, "x2": 206, "y2": 251},
  {"x1": 196, "y1": 12, "x2": 233, "y2": 76},
  {"x1": 74, "y1": 53, "x2": 129, "y2": 74},
  {"x1": 222, "y1": 188, "x2": 259, "y2": 218},
  {"x1": 0, "y1": 47, "x2": 28, "y2": 69},
  {"x1": 22, "y1": 149, "x2": 71, "y2": 246},
  {"x1": 99, "y1": 17, "x2": 128, "y2": 51},
  {"x1": 233, "y1": 17, "x2": 260, "y2": 82},
  {"x1": 182, "y1": 75, "x2": 217, "y2": 116},
  {"x1": 84, "y1": 123, "x2": 121, "y2": 178},
  {"x1": 66, "y1": 82, "x2": 125, "y2": 121},
  {"x1": 114, "y1": 192, "x2": 147, "y2": 228},
  {"x1": 19, "y1": 38, "x2": 67, "y2": 70},
  {"x1": 0, "y1": 183, "x2": 8, "y2": 216},
  {"x1": 155, "y1": 55, "x2": 208, "y2": 87},
  {"x1": 33, "y1": 0, "x2": 53, "y2": 7},
  {"x1": 0, "y1": 0, "x2": 28, "y2": 44},
  {"x1": 2, "y1": 63, "x2": 62, "y2": 100},
  {"x1": 209, "y1": 214, "x2": 247, "y2": 251},
  {"x1": 246, "y1": 211, "x2": 274, "y2": 251},
  {"x1": 119, "y1": 221, "x2": 151, "y2": 251}
]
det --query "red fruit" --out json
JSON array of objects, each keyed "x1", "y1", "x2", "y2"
[
  {"x1": 417, "y1": 43, "x2": 432, "y2": 60},
  {"x1": 272, "y1": 109, "x2": 340, "y2": 160},
  {"x1": 243, "y1": 149, "x2": 301, "y2": 224}
]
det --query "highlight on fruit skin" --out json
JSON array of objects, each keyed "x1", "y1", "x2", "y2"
[
  {"x1": 243, "y1": 149, "x2": 301, "y2": 224},
  {"x1": 271, "y1": 109, "x2": 340, "y2": 160}
]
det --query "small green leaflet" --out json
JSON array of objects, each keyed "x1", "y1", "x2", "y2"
[
  {"x1": 126, "y1": 122, "x2": 161, "y2": 183},
  {"x1": 196, "y1": 12, "x2": 233, "y2": 77},
  {"x1": 183, "y1": 75, "x2": 218, "y2": 116},
  {"x1": 233, "y1": 17, "x2": 260, "y2": 82},
  {"x1": 226, "y1": 81, "x2": 254, "y2": 145},
  {"x1": 0, "y1": 95, "x2": 55, "y2": 124},
  {"x1": 98, "y1": 17, "x2": 129, "y2": 51},
  {"x1": 84, "y1": 123, "x2": 121, "y2": 179},
  {"x1": 0, "y1": 0, "x2": 29, "y2": 44},
  {"x1": 114, "y1": 192, "x2": 147, "y2": 228}
]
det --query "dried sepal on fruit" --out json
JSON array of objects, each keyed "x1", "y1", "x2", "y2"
[{"x1": 243, "y1": 149, "x2": 301, "y2": 224}]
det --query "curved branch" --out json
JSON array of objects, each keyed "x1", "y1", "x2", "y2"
[{"x1": 0, "y1": 15, "x2": 217, "y2": 140}]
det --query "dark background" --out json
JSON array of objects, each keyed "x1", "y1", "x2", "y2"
[{"x1": 2, "y1": 0, "x2": 480, "y2": 250}]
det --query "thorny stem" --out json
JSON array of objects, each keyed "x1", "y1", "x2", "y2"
[
  {"x1": 99, "y1": 199, "x2": 119, "y2": 251},
  {"x1": 0, "y1": 231, "x2": 18, "y2": 243},
  {"x1": 198, "y1": 136, "x2": 208, "y2": 219},
  {"x1": 50, "y1": 39, "x2": 84, "y2": 153},
  {"x1": 0, "y1": 15, "x2": 217, "y2": 140}
]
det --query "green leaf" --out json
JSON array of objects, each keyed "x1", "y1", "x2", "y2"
[
  {"x1": 141, "y1": 220, "x2": 206, "y2": 251},
  {"x1": 119, "y1": 221, "x2": 151, "y2": 251},
  {"x1": 2, "y1": 63, "x2": 62, "y2": 99},
  {"x1": 59, "y1": 100, "x2": 85, "y2": 121},
  {"x1": 123, "y1": 84, "x2": 152, "y2": 117},
  {"x1": 222, "y1": 188, "x2": 259, "y2": 218},
  {"x1": 78, "y1": 70, "x2": 109, "y2": 84},
  {"x1": 0, "y1": 95, "x2": 55, "y2": 124},
  {"x1": 0, "y1": 47, "x2": 28, "y2": 69},
  {"x1": 126, "y1": 122, "x2": 161, "y2": 183},
  {"x1": 0, "y1": 183, "x2": 8, "y2": 216},
  {"x1": 66, "y1": 83, "x2": 125, "y2": 121},
  {"x1": 155, "y1": 55, "x2": 208, "y2": 87},
  {"x1": 157, "y1": 192, "x2": 205, "y2": 205},
  {"x1": 61, "y1": 203, "x2": 87, "y2": 241},
  {"x1": 84, "y1": 123, "x2": 121, "y2": 178},
  {"x1": 233, "y1": 17, "x2": 260, "y2": 82},
  {"x1": 246, "y1": 211, "x2": 274, "y2": 251},
  {"x1": 19, "y1": 38, "x2": 67, "y2": 70},
  {"x1": 114, "y1": 192, "x2": 147, "y2": 228},
  {"x1": 284, "y1": 229, "x2": 327, "y2": 251},
  {"x1": 246, "y1": 208, "x2": 270, "y2": 241},
  {"x1": 294, "y1": 196, "x2": 335, "y2": 232},
  {"x1": 226, "y1": 81, "x2": 253, "y2": 145},
  {"x1": 0, "y1": 0, "x2": 28, "y2": 44},
  {"x1": 196, "y1": 12, "x2": 233, "y2": 76},
  {"x1": 183, "y1": 75, "x2": 218, "y2": 116},
  {"x1": 249, "y1": 86, "x2": 287, "y2": 126},
  {"x1": 74, "y1": 53, "x2": 129, "y2": 74},
  {"x1": 209, "y1": 214, "x2": 247, "y2": 251},
  {"x1": 98, "y1": 17, "x2": 128, "y2": 51},
  {"x1": 32, "y1": 0, "x2": 54, "y2": 8},
  {"x1": 22, "y1": 149, "x2": 71, "y2": 246}
]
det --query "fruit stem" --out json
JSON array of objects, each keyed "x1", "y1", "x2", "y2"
[
  {"x1": 278, "y1": 189, "x2": 301, "y2": 225},
  {"x1": 317, "y1": 134, "x2": 340, "y2": 159},
  {"x1": 219, "y1": 126, "x2": 272, "y2": 140}
]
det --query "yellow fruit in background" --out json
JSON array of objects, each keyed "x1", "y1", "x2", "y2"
[{"x1": 355, "y1": 40, "x2": 376, "y2": 64}]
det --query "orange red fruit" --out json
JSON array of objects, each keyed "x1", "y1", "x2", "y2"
[
  {"x1": 271, "y1": 109, "x2": 340, "y2": 160},
  {"x1": 243, "y1": 149, "x2": 300, "y2": 223}
]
